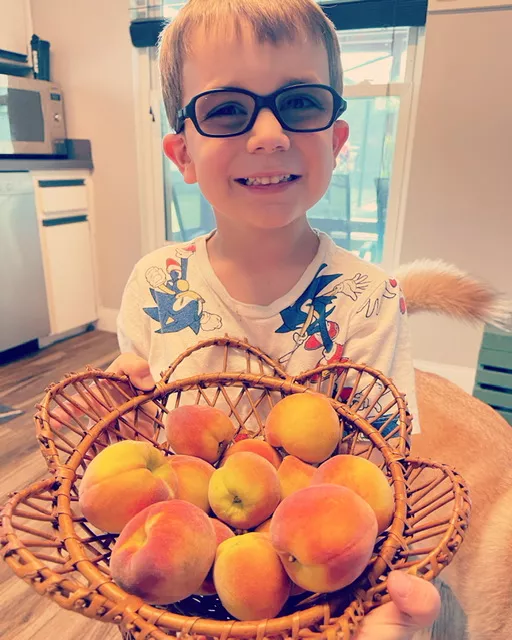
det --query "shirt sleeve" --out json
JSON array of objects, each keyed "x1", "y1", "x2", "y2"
[
  {"x1": 342, "y1": 277, "x2": 420, "y2": 434},
  {"x1": 116, "y1": 264, "x2": 151, "y2": 360}
]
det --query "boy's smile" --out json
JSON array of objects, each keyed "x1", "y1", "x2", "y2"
[{"x1": 164, "y1": 20, "x2": 349, "y2": 233}]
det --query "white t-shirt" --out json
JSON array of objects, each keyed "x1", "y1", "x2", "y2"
[{"x1": 117, "y1": 231, "x2": 419, "y2": 435}]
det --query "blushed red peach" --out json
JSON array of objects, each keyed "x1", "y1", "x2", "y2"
[
  {"x1": 79, "y1": 440, "x2": 178, "y2": 534},
  {"x1": 110, "y1": 500, "x2": 216, "y2": 604},
  {"x1": 265, "y1": 393, "x2": 341, "y2": 463},
  {"x1": 165, "y1": 405, "x2": 236, "y2": 464},
  {"x1": 208, "y1": 452, "x2": 281, "y2": 529},
  {"x1": 312, "y1": 455, "x2": 395, "y2": 533},
  {"x1": 213, "y1": 532, "x2": 291, "y2": 620},
  {"x1": 196, "y1": 518, "x2": 235, "y2": 595},
  {"x1": 168, "y1": 455, "x2": 215, "y2": 513},
  {"x1": 277, "y1": 455, "x2": 315, "y2": 499},
  {"x1": 221, "y1": 438, "x2": 282, "y2": 469},
  {"x1": 270, "y1": 484, "x2": 378, "y2": 593}
]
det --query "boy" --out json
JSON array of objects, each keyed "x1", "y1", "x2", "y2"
[{"x1": 112, "y1": 0, "x2": 440, "y2": 634}]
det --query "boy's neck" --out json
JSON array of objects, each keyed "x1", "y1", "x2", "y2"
[
  {"x1": 205, "y1": 218, "x2": 320, "y2": 306},
  {"x1": 208, "y1": 218, "x2": 319, "y2": 271}
]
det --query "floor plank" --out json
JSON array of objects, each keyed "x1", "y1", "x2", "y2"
[{"x1": 0, "y1": 329, "x2": 467, "y2": 639}]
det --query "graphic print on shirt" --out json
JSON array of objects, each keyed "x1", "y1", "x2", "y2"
[
  {"x1": 143, "y1": 244, "x2": 223, "y2": 335},
  {"x1": 356, "y1": 278, "x2": 406, "y2": 318},
  {"x1": 353, "y1": 277, "x2": 407, "y2": 437},
  {"x1": 275, "y1": 263, "x2": 370, "y2": 373}
]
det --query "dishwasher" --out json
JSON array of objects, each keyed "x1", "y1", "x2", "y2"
[{"x1": 0, "y1": 172, "x2": 51, "y2": 352}]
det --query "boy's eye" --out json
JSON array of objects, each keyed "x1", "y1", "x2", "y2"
[
  {"x1": 280, "y1": 94, "x2": 325, "y2": 112},
  {"x1": 204, "y1": 102, "x2": 248, "y2": 119}
]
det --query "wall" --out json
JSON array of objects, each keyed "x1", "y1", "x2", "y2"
[
  {"x1": 30, "y1": 0, "x2": 142, "y2": 311},
  {"x1": 400, "y1": 7, "x2": 512, "y2": 380}
]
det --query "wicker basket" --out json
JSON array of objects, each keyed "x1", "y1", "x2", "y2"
[{"x1": 1, "y1": 337, "x2": 471, "y2": 640}]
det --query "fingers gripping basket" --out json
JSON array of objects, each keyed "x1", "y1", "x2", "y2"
[{"x1": 1, "y1": 338, "x2": 471, "y2": 640}]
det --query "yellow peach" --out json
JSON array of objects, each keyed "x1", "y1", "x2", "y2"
[
  {"x1": 265, "y1": 393, "x2": 341, "y2": 463},
  {"x1": 214, "y1": 532, "x2": 291, "y2": 620},
  {"x1": 208, "y1": 452, "x2": 281, "y2": 530},
  {"x1": 222, "y1": 438, "x2": 282, "y2": 469},
  {"x1": 277, "y1": 455, "x2": 315, "y2": 499},
  {"x1": 79, "y1": 440, "x2": 178, "y2": 534},
  {"x1": 312, "y1": 455, "x2": 395, "y2": 533},
  {"x1": 110, "y1": 500, "x2": 216, "y2": 604},
  {"x1": 165, "y1": 405, "x2": 236, "y2": 464},
  {"x1": 196, "y1": 518, "x2": 235, "y2": 596},
  {"x1": 270, "y1": 484, "x2": 378, "y2": 593},
  {"x1": 168, "y1": 455, "x2": 215, "y2": 513}
]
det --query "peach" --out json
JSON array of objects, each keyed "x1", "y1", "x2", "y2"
[
  {"x1": 110, "y1": 500, "x2": 216, "y2": 604},
  {"x1": 168, "y1": 455, "x2": 215, "y2": 513},
  {"x1": 270, "y1": 484, "x2": 378, "y2": 593},
  {"x1": 213, "y1": 532, "x2": 291, "y2": 620},
  {"x1": 208, "y1": 452, "x2": 281, "y2": 529},
  {"x1": 222, "y1": 438, "x2": 282, "y2": 469},
  {"x1": 196, "y1": 518, "x2": 235, "y2": 595},
  {"x1": 312, "y1": 455, "x2": 395, "y2": 533},
  {"x1": 265, "y1": 393, "x2": 341, "y2": 463},
  {"x1": 165, "y1": 405, "x2": 236, "y2": 464},
  {"x1": 79, "y1": 440, "x2": 178, "y2": 533},
  {"x1": 277, "y1": 455, "x2": 315, "y2": 499},
  {"x1": 255, "y1": 518, "x2": 272, "y2": 534}
]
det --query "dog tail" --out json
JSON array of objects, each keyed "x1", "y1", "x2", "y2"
[{"x1": 396, "y1": 259, "x2": 512, "y2": 331}]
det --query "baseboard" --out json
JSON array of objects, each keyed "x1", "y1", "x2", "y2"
[
  {"x1": 96, "y1": 307, "x2": 119, "y2": 334},
  {"x1": 414, "y1": 359, "x2": 476, "y2": 395}
]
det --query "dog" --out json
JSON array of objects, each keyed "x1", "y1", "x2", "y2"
[{"x1": 398, "y1": 260, "x2": 512, "y2": 639}]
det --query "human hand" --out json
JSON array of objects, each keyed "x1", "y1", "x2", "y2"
[
  {"x1": 49, "y1": 353, "x2": 157, "y2": 440},
  {"x1": 355, "y1": 571, "x2": 441, "y2": 640},
  {"x1": 334, "y1": 273, "x2": 369, "y2": 301}
]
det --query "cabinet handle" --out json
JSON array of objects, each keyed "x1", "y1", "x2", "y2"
[
  {"x1": 42, "y1": 215, "x2": 88, "y2": 227},
  {"x1": 38, "y1": 179, "x2": 86, "y2": 188}
]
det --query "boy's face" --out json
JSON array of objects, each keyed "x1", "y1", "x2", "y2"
[{"x1": 164, "y1": 22, "x2": 349, "y2": 232}]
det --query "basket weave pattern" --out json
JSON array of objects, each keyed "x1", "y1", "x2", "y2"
[{"x1": 1, "y1": 338, "x2": 471, "y2": 640}]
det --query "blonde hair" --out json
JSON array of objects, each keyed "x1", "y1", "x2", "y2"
[{"x1": 158, "y1": 0, "x2": 343, "y2": 132}]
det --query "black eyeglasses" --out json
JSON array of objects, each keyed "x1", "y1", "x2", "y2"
[{"x1": 176, "y1": 83, "x2": 347, "y2": 138}]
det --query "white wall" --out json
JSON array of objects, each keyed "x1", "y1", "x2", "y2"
[
  {"x1": 30, "y1": 0, "x2": 142, "y2": 310},
  {"x1": 400, "y1": 7, "x2": 512, "y2": 375}
]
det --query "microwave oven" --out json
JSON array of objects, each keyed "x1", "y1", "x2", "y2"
[{"x1": 0, "y1": 74, "x2": 67, "y2": 156}]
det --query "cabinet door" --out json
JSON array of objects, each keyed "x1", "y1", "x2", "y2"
[
  {"x1": 0, "y1": 0, "x2": 29, "y2": 55},
  {"x1": 42, "y1": 219, "x2": 98, "y2": 334}
]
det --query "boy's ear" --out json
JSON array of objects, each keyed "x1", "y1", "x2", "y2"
[
  {"x1": 332, "y1": 120, "x2": 350, "y2": 169},
  {"x1": 162, "y1": 133, "x2": 197, "y2": 184}
]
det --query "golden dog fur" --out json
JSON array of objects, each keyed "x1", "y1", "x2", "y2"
[{"x1": 398, "y1": 260, "x2": 512, "y2": 639}]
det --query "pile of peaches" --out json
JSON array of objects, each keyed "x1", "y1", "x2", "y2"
[{"x1": 79, "y1": 392, "x2": 395, "y2": 621}]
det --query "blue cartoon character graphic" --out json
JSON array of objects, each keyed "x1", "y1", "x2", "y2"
[
  {"x1": 276, "y1": 264, "x2": 369, "y2": 370},
  {"x1": 143, "y1": 244, "x2": 222, "y2": 334}
]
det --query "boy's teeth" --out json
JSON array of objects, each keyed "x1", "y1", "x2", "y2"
[{"x1": 243, "y1": 174, "x2": 292, "y2": 186}]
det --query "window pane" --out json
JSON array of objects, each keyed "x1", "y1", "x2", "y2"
[
  {"x1": 308, "y1": 96, "x2": 399, "y2": 263},
  {"x1": 340, "y1": 28, "x2": 410, "y2": 85}
]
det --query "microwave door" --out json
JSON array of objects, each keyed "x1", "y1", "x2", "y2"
[
  {"x1": 0, "y1": 85, "x2": 50, "y2": 155},
  {"x1": 0, "y1": 86, "x2": 48, "y2": 155}
]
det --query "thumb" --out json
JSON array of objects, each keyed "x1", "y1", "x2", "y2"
[
  {"x1": 355, "y1": 572, "x2": 440, "y2": 640},
  {"x1": 386, "y1": 571, "x2": 441, "y2": 628}
]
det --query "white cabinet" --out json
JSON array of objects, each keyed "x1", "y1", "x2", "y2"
[
  {"x1": 0, "y1": 0, "x2": 30, "y2": 55},
  {"x1": 429, "y1": 0, "x2": 511, "y2": 11},
  {"x1": 41, "y1": 219, "x2": 97, "y2": 335},
  {"x1": 33, "y1": 172, "x2": 99, "y2": 336}
]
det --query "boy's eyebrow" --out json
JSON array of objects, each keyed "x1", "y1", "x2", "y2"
[{"x1": 216, "y1": 77, "x2": 320, "y2": 92}]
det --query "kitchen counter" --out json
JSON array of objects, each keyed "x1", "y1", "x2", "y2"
[{"x1": 0, "y1": 139, "x2": 93, "y2": 171}]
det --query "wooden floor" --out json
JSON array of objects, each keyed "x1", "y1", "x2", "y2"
[{"x1": 0, "y1": 329, "x2": 467, "y2": 640}]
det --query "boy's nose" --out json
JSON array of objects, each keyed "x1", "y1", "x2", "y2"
[{"x1": 246, "y1": 108, "x2": 291, "y2": 154}]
